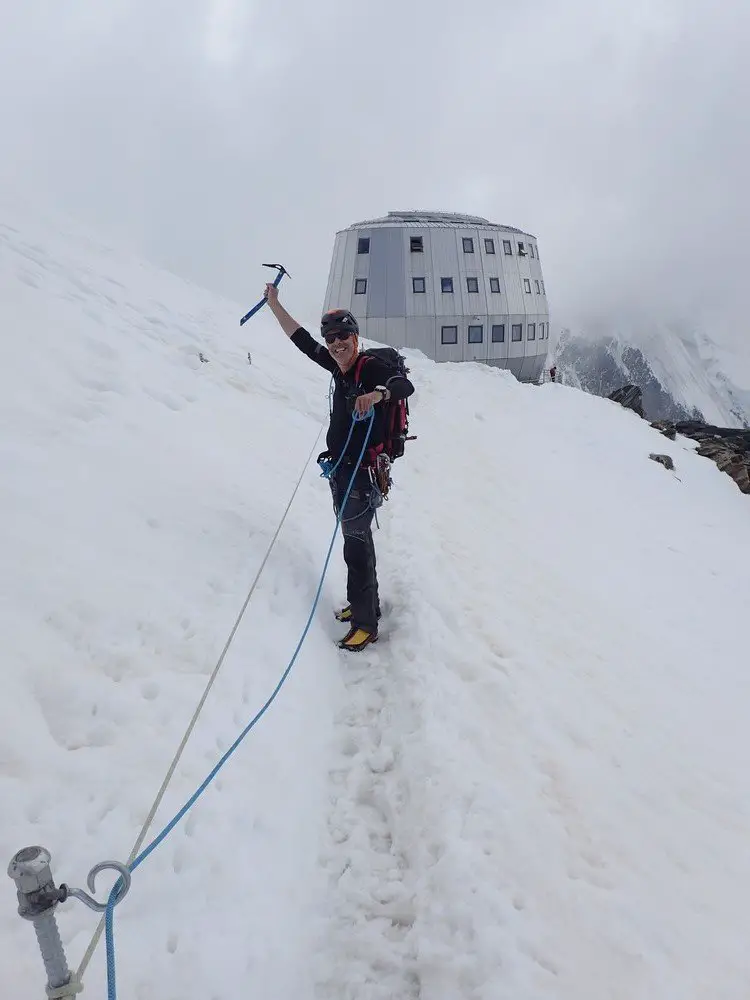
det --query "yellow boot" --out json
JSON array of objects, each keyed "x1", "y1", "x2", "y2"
[{"x1": 338, "y1": 626, "x2": 378, "y2": 652}]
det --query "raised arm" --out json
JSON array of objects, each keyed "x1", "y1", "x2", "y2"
[
  {"x1": 264, "y1": 283, "x2": 337, "y2": 373},
  {"x1": 265, "y1": 283, "x2": 300, "y2": 337}
]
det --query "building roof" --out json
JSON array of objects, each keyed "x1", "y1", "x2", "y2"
[{"x1": 340, "y1": 210, "x2": 532, "y2": 236}]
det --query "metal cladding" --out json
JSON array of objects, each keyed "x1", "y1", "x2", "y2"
[{"x1": 323, "y1": 211, "x2": 550, "y2": 382}]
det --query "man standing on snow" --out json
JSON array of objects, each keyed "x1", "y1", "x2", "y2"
[{"x1": 265, "y1": 284, "x2": 414, "y2": 652}]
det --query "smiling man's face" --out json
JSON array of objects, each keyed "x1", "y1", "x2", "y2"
[{"x1": 325, "y1": 331, "x2": 358, "y2": 371}]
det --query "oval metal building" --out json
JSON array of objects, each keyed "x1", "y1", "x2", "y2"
[{"x1": 323, "y1": 210, "x2": 550, "y2": 382}]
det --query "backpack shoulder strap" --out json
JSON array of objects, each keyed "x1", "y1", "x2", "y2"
[{"x1": 353, "y1": 353, "x2": 373, "y2": 384}]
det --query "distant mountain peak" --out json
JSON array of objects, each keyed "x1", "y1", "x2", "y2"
[{"x1": 555, "y1": 328, "x2": 750, "y2": 428}]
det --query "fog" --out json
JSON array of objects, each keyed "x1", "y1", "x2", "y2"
[{"x1": 1, "y1": 0, "x2": 747, "y2": 358}]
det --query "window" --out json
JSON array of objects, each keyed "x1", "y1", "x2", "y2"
[
  {"x1": 441, "y1": 325, "x2": 458, "y2": 345},
  {"x1": 441, "y1": 276, "x2": 454, "y2": 293},
  {"x1": 462, "y1": 237, "x2": 474, "y2": 253},
  {"x1": 518, "y1": 242, "x2": 527, "y2": 256},
  {"x1": 354, "y1": 278, "x2": 367, "y2": 294},
  {"x1": 540, "y1": 323, "x2": 546, "y2": 339},
  {"x1": 491, "y1": 324, "x2": 505, "y2": 343},
  {"x1": 468, "y1": 325, "x2": 483, "y2": 344},
  {"x1": 412, "y1": 277, "x2": 426, "y2": 293},
  {"x1": 528, "y1": 323, "x2": 536, "y2": 340},
  {"x1": 503, "y1": 240, "x2": 512, "y2": 255},
  {"x1": 489, "y1": 277, "x2": 501, "y2": 293},
  {"x1": 541, "y1": 281, "x2": 546, "y2": 294},
  {"x1": 512, "y1": 324, "x2": 523, "y2": 342},
  {"x1": 484, "y1": 238, "x2": 495, "y2": 254},
  {"x1": 466, "y1": 277, "x2": 479, "y2": 293},
  {"x1": 529, "y1": 244, "x2": 535, "y2": 259},
  {"x1": 410, "y1": 236, "x2": 423, "y2": 253},
  {"x1": 523, "y1": 279, "x2": 531, "y2": 293},
  {"x1": 535, "y1": 279, "x2": 541, "y2": 293},
  {"x1": 357, "y1": 237, "x2": 370, "y2": 254}
]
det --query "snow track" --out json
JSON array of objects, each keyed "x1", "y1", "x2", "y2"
[{"x1": 317, "y1": 618, "x2": 421, "y2": 1000}]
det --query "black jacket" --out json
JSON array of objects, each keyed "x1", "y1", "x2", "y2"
[{"x1": 291, "y1": 327, "x2": 414, "y2": 462}]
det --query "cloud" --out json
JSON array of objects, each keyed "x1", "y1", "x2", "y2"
[{"x1": 0, "y1": 0, "x2": 747, "y2": 359}]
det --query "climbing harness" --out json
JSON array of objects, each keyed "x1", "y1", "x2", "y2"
[
  {"x1": 317, "y1": 409, "x2": 384, "y2": 526},
  {"x1": 316, "y1": 405, "x2": 369, "y2": 482},
  {"x1": 9, "y1": 409, "x2": 375, "y2": 1000},
  {"x1": 373, "y1": 453, "x2": 392, "y2": 500},
  {"x1": 239, "y1": 263, "x2": 290, "y2": 326}
]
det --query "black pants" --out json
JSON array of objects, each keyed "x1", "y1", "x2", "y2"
[{"x1": 330, "y1": 465, "x2": 381, "y2": 632}]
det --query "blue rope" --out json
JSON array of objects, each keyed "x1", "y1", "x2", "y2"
[
  {"x1": 317, "y1": 414, "x2": 359, "y2": 482},
  {"x1": 103, "y1": 409, "x2": 375, "y2": 1000}
]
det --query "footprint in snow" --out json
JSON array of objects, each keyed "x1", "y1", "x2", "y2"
[
  {"x1": 143, "y1": 388, "x2": 184, "y2": 411},
  {"x1": 17, "y1": 270, "x2": 41, "y2": 289}
]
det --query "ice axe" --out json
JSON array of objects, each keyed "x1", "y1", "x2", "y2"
[{"x1": 239, "y1": 263, "x2": 291, "y2": 326}]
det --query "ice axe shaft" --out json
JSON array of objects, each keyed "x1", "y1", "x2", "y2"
[{"x1": 239, "y1": 264, "x2": 290, "y2": 326}]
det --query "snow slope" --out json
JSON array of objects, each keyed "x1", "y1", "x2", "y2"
[{"x1": 3, "y1": 208, "x2": 750, "y2": 1000}]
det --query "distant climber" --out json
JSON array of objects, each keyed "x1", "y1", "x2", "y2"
[
  {"x1": 264, "y1": 283, "x2": 415, "y2": 652},
  {"x1": 549, "y1": 365, "x2": 557, "y2": 382}
]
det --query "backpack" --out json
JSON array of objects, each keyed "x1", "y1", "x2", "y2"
[{"x1": 354, "y1": 348, "x2": 414, "y2": 464}]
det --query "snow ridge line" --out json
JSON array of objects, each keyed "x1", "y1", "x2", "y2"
[{"x1": 76, "y1": 424, "x2": 323, "y2": 983}]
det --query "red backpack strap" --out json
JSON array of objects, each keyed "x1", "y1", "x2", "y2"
[{"x1": 353, "y1": 353, "x2": 373, "y2": 384}]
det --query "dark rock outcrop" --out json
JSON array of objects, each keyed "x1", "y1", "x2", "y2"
[
  {"x1": 649, "y1": 453, "x2": 675, "y2": 471},
  {"x1": 650, "y1": 420, "x2": 676, "y2": 440},
  {"x1": 652, "y1": 420, "x2": 750, "y2": 494},
  {"x1": 608, "y1": 384, "x2": 644, "y2": 418}
]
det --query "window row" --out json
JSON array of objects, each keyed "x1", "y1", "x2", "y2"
[
  {"x1": 352, "y1": 276, "x2": 546, "y2": 295},
  {"x1": 356, "y1": 235, "x2": 538, "y2": 259},
  {"x1": 440, "y1": 322, "x2": 549, "y2": 345}
]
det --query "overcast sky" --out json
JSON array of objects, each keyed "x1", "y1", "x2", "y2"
[{"x1": 1, "y1": 0, "x2": 748, "y2": 358}]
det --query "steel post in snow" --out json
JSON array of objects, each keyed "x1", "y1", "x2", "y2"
[{"x1": 8, "y1": 846, "x2": 82, "y2": 999}]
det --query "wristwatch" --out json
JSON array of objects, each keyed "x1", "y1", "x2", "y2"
[{"x1": 375, "y1": 385, "x2": 391, "y2": 403}]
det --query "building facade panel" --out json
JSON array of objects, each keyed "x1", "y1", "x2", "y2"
[
  {"x1": 325, "y1": 233, "x2": 345, "y2": 310},
  {"x1": 385, "y1": 227, "x2": 406, "y2": 318},
  {"x1": 338, "y1": 230, "x2": 358, "y2": 313},
  {"x1": 364, "y1": 228, "x2": 389, "y2": 318},
  {"x1": 352, "y1": 229, "x2": 371, "y2": 283}
]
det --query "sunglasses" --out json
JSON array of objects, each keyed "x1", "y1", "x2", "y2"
[{"x1": 323, "y1": 330, "x2": 354, "y2": 344}]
